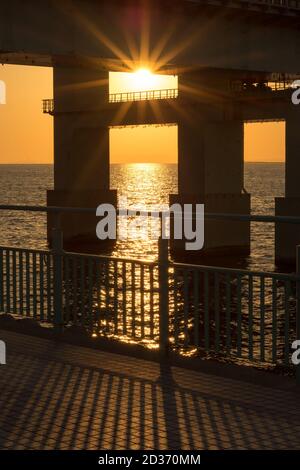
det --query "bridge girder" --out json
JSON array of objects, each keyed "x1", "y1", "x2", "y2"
[{"x1": 1, "y1": 0, "x2": 300, "y2": 74}]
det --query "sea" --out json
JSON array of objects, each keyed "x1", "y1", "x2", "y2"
[{"x1": 0, "y1": 162, "x2": 285, "y2": 272}]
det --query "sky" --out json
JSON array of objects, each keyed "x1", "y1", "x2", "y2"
[{"x1": 0, "y1": 64, "x2": 285, "y2": 164}]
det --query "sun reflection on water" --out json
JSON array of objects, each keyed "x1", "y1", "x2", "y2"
[{"x1": 111, "y1": 163, "x2": 177, "y2": 260}]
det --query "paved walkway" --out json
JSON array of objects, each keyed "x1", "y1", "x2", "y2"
[{"x1": 0, "y1": 329, "x2": 300, "y2": 450}]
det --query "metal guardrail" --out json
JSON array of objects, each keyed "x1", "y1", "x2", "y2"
[
  {"x1": 240, "y1": 0, "x2": 300, "y2": 10},
  {"x1": 0, "y1": 205, "x2": 300, "y2": 379},
  {"x1": 109, "y1": 89, "x2": 178, "y2": 103},
  {"x1": 42, "y1": 89, "x2": 178, "y2": 113},
  {"x1": 231, "y1": 80, "x2": 295, "y2": 94},
  {"x1": 191, "y1": 0, "x2": 300, "y2": 12},
  {"x1": 0, "y1": 245, "x2": 160, "y2": 345},
  {"x1": 3, "y1": 204, "x2": 300, "y2": 223},
  {"x1": 171, "y1": 261, "x2": 298, "y2": 366},
  {"x1": 42, "y1": 99, "x2": 54, "y2": 114}
]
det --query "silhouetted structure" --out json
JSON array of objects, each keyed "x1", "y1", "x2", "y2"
[{"x1": 1, "y1": 0, "x2": 300, "y2": 263}]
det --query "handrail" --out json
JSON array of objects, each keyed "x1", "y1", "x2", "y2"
[
  {"x1": 1, "y1": 202, "x2": 299, "y2": 373},
  {"x1": 0, "y1": 244, "x2": 156, "y2": 266},
  {"x1": 204, "y1": 212, "x2": 300, "y2": 224},
  {"x1": 64, "y1": 250, "x2": 157, "y2": 266},
  {"x1": 42, "y1": 89, "x2": 178, "y2": 113},
  {"x1": 1, "y1": 204, "x2": 300, "y2": 224},
  {"x1": 172, "y1": 260, "x2": 300, "y2": 280},
  {"x1": 109, "y1": 88, "x2": 178, "y2": 103},
  {"x1": 239, "y1": 0, "x2": 300, "y2": 10},
  {"x1": 191, "y1": 0, "x2": 300, "y2": 12},
  {"x1": 42, "y1": 99, "x2": 54, "y2": 114}
]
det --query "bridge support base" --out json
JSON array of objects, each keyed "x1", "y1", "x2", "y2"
[
  {"x1": 169, "y1": 193, "x2": 250, "y2": 261},
  {"x1": 275, "y1": 197, "x2": 300, "y2": 267},
  {"x1": 47, "y1": 189, "x2": 117, "y2": 250}
]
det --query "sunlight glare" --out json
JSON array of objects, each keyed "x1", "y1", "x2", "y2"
[
  {"x1": 109, "y1": 70, "x2": 178, "y2": 95},
  {"x1": 132, "y1": 68, "x2": 158, "y2": 91}
]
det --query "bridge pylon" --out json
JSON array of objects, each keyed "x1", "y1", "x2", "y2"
[
  {"x1": 47, "y1": 66, "x2": 117, "y2": 248},
  {"x1": 170, "y1": 71, "x2": 250, "y2": 259}
]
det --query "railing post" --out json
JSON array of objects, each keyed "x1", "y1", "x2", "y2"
[
  {"x1": 296, "y1": 245, "x2": 300, "y2": 384},
  {"x1": 158, "y1": 235, "x2": 169, "y2": 356},
  {"x1": 52, "y1": 223, "x2": 64, "y2": 331}
]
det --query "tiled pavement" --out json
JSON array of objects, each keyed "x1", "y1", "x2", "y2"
[{"x1": 0, "y1": 329, "x2": 300, "y2": 450}]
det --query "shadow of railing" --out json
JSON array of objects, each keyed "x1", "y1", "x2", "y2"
[{"x1": 1, "y1": 343, "x2": 300, "y2": 450}]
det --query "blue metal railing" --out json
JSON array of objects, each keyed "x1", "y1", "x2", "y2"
[{"x1": 0, "y1": 204, "x2": 300, "y2": 379}]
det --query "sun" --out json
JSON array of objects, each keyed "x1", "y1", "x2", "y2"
[{"x1": 131, "y1": 68, "x2": 158, "y2": 91}]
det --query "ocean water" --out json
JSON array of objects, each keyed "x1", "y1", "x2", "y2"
[{"x1": 0, "y1": 162, "x2": 285, "y2": 271}]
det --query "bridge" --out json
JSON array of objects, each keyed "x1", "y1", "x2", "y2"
[{"x1": 1, "y1": 0, "x2": 300, "y2": 263}]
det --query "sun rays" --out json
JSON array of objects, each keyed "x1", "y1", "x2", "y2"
[
  {"x1": 57, "y1": 1, "x2": 217, "y2": 137},
  {"x1": 109, "y1": 69, "x2": 177, "y2": 95}
]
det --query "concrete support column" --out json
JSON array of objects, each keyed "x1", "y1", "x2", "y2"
[
  {"x1": 285, "y1": 118, "x2": 300, "y2": 199},
  {"x1": 177, "y1": 121, "x2": 204, "y2": 197},
  {"x1": 47, "y1": 66, "x2": 116, "y2": 247},
  {"x1": 275, "y1": 117, "x2": 300, "y2": 266},
  {"x1": 171, "y1": 110, "x2": 250, "y2": 258},
  {"x1": 178, "y1": 120, "x2": 244, "y2": 195}
]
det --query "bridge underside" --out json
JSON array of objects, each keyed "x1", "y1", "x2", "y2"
[{"x1": 1, "y1": 0, "x2": 300, "y2": 74}]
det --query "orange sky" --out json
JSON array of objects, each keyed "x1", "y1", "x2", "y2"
[{"x1": 0, "y1": 64, "x2": 285, "y2": 164}]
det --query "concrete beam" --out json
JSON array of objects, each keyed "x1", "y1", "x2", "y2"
[{"x1": 1, "y1": 1, "x2": 300, "y2": 74}]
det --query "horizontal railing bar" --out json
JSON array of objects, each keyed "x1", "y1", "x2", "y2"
[
  {"x1": 0, "y1": 246, "x2": 50, "y2": 255},
  {"x1": 172, "y1": 261, "x2": 300, "y2": 281},
  {"x1": 205, "y1": 212, "x2": 300, "y2": 224},
  {"x1": 109, "y1": 88, "x2": 178, "y2": 103},
  {"x1": 2, "y1": 205, "x2": 300, "y2": 224},
  {"x1": 64, "y1": 251, "x2": 157, "y2": 266},
  {"x1": 192, "y1": 0, "x2": 300, "y2": 12},
  {"x1": 236, "y1": 0, "x2": 300, "y2": 9},
  {"x1": 0, "y1": 245, "x2": 157, "y2": 266},
  {"x1": 0, "y1": 204, "x2": 167, "y2": 216},
  {"x1": 0, "y1": 204, "x2": 95, "y2": 214}
]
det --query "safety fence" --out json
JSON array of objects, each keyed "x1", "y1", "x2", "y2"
[{"x1": 0, "y1": 205, "x2": 300, "y2": 380}]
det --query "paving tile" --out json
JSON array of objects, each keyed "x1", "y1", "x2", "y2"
[{"x1": 0, "y1": 329, "x2": 300, "y2": 450}]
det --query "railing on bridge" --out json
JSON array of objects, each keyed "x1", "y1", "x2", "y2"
[
  {"x1": 0, "y1": 205, "x2": 300, "y2": 380},
  {"x1": 42, "y1": 89, "x2": 178, "y2": 114},
  {"x1": 0, "y1": 246, "x2": 160, "y2": 346},
  {"x1": 199, "y1": 0, "x2": 300, "y2": 12},
  {"x1": 243, "y1": 0, "x2": 300, "y2": 10},
  {"x1": 170, "y1": 262, "x2": 297, "y2": 367},
  {"x1": 42, "y1": 99, "x2": 54, "y2": 114},
  {"x1": 231, "y1": 80, "x2": 296, "y2": 94},
  {"x1": 109, "y1": 89, "x2": 178, "y2": 103}
]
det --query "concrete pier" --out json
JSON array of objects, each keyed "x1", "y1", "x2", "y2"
[
  {"x1": 275, "y1": 117, "x2": 300, "y2": 265},
  {"x1": 47, "y1": 67, "x2": 117, "y2": 247},
  {"x1": 170, "y1": 73, "x2": 250, "y2": 258}
]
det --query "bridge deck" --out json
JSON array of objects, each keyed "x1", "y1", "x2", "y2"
[{"x1": 0, "y1": 329, "x2": 299, "y2": 450}]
